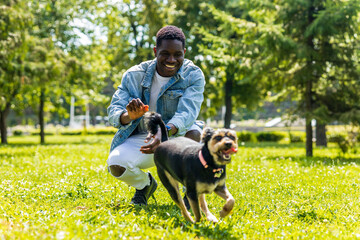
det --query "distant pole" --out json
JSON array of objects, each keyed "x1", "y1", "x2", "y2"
[
  {"x1": 206, "y1": 99, "x2": 211, "y2": 126},
  {"x1": 70, "y1": 96, "x2": 75, "y2": 128},
  {"x1": 86, "y1": 103, "x2": 90, "y2": 127},
  {"x1": 221, "y1": 106, "x2": 226, "y2": 125}
]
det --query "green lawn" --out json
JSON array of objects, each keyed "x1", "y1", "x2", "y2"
[{"x1": 1, "y1": 135, "x2": 360, "y2": 239}]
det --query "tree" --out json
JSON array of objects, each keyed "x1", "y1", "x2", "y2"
[
  {"x1": 191, "y1": 0, "x2": 360, "y2": 157},
  {"x1": 167, "y1": 0, "x2": 241, "y2": 121},
  {"x1": 24, "y1": 37, "x2": 69, "y2": 143},
  {"x1": 196, "y1": 3, "x2": 270, "y2": 128},
  {"x1": 26, "y1": 0, "x2": 98, "y2": 143},
  {"x1": 96, "y1": 0, "x2": 166, "y2": 86},
  {"x1": 266, "y1": 0, "x2": 360, "y2": 156},
  {"x1": 0, "y1": 0, "x2": 30, "y2": 144}
]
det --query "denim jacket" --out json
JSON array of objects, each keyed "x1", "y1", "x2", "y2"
[{"x1": 107, "y1": 58, "x2": 205, "y2": 152}]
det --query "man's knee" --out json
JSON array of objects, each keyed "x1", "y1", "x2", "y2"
[
  {"x1": 185, "y1": 130, "x2": 201, "y2": 142},
  {"x1": 109, "y1": 165, "x2": 126, "y2": 177}
]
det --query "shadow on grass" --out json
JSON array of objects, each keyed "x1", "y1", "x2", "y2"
[
  {"x1": 265, "y1": 155, "x2": 360, "y2": 167},
  {"x1": 0, "y1": 139, "x2": 108, "y2": 161},
  {"x1": 2, "y1": 139, "x2": 105, "y2": 148},
  {"x1": 241, "y1": 142, "x2": 360, "y2": 166},
  {"x1": 109, "y1": 202, "x2": 236, "y2": 239},
  {"x1": 240, "y1": 142, "x2": 305, "y2": 148},
  {"x1": 241, "y1": 142, "x2": 348, "y2": 150}
]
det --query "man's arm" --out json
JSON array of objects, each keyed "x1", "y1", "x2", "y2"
[
  {"x1": 107, "y1": 72, "x2": 145, "y2": 129},
  {"x1": 167, "y1": 68, "x2": 205, "y2": 136}
]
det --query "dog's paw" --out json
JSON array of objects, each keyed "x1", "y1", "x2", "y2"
[
  {"x1": 188, "y1": 217, "x2": 195, "y2": 223},
  {"x1": 219, "y1": 209, "x2": 231, "y2": 218},
  {"x1": 206, "y1": 214, "x2": 218, "y2": 223},
  {"x1": 182, "y1": 210, "x2": 195, "y2": 223}
]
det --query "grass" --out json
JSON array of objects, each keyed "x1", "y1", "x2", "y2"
[{"x1": 1, "y1": 135, "x2": 360, "y2": 239}]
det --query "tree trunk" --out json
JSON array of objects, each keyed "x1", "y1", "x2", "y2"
[
  {"x1": 39, "y1": 88, "x2": 45, "y2": 144},
  {"x1": 305, "y1": 118, "x2": 313, "y2": 157},
  {"x1": 305, "y1": 1, "x2": 315, "y2": 157},
  {"x1": 305, "y1": 71, "x2": 313, "y2": 157},
  {"x1": 224, "y1": 71, "x2": 233, "y2": 129},
  {"x1": 0, "y1": 106, "x2": 10, "y2": 144},
  {"x1": 316, "y1": 122, "x2": 327, "y2": 147}
]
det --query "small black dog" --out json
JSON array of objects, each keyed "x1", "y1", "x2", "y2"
[{"x1": 145, "y1": 112, "x2": 238, "y2": 223}]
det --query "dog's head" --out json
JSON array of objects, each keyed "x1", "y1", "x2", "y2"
[{"x1": 201, "y1": 127, "x2": 238, "y2": 165}]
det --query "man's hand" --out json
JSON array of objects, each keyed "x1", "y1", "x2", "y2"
[
  {"x1": 120, "y1": 98, "x2": 149, "y2": 125},
  {"x1": 140, "y1": 128, "x2": 162, "y2": 154},
  {"x1": 127, "y1": 98, "x2": 148, "y2": 120}
]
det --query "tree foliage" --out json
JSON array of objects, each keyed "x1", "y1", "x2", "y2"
[
  {"x1": 0, "y1": 0, "x2": 31, "y2": 143},
  {"x1": 267, "y1": 0, "x2": 360, "y2": 156},
  {"x1": 196, "y1": 2, "x2": 273, "y2": 128},
  {"x1": 194, "y1": 0, "x2": 360, "y2": 156},
  {"x1": 0, "y1": 0, "x2": 102, "y2": 144}
]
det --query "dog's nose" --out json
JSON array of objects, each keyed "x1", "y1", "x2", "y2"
[{"x1": 225, "y1": 142, "x2": 232, "y2": 148}]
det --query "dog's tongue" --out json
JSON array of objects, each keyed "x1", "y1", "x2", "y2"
[{"x1": 223, "y1": 147, "x2": 238, "y2": 154}]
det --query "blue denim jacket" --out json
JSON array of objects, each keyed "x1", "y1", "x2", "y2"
[{"x1": 107, "y1": 58, "x2": 205, "y2": 152}]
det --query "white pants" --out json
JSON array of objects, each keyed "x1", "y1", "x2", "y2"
[{"x1": 107, "y1": 124, "x2": 202, "y2": 190}]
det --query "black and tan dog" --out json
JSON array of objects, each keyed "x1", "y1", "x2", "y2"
[{"x1": 145, "y1": 112, "x2": 238, "y2": 223}]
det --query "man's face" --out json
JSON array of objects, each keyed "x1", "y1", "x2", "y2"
[{"x1": 154, "y1": 39, "x2": 186, "y2": 77}]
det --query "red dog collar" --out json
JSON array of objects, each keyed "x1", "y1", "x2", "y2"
[{"x1": 199, "y1": 150, "x2": 224, "y2": 178}]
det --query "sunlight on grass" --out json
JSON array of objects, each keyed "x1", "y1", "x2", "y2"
[{"x1": 1, "y1": 136, "x2": 360, "y2": 239}]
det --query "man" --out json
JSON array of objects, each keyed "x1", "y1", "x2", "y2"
[{"x1": 107, "y1": 25, "x2": 205, "y2": 206}]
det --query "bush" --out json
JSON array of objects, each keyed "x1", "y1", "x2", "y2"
[
  {"x1": 30, "y1": 131, "x2": 55, "y2": 136},
  {"x1": 87, "y1": 128, "x2": 117, "y2": 135},
  {"x1": 328, "y1": 134, "x2": 349, "y2": 154},
  {"x1": 328, "y1": 134, "x2": 346, "y2": 143},
  {"x1": 290, "y1": 135, "x2": 303, "y2": 143},
  {"x1": 237, "y1": 131, "x2": 256, "y2": 142},
  {"x1": 60, "y1": 128, "x2": 116, "y2": 136},
  {"x1": 256, "y1": 132, "x2": 285, "y2": 142},
  {"x1": 60, "y1": 130, "x2": 82, "y2": 135},
  {"x1": 13, "y1": 130, "x2": 23, "y2": 136},
  {"x1": 289, "y1": 132, "x2": 305, "y2": 143}
]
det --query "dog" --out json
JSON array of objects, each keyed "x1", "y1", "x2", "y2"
[{"x1": 145, "y1": 112, "x2": 238, "y2": 223}]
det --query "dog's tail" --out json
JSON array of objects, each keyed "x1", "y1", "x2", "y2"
[{"x1": 144, "y1": 112, "x2": 168, "y2": 142}]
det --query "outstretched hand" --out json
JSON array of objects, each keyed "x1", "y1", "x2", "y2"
[
  {"x1": 126, "y1": 98, "x2": 149, "y2": 120},
  {"x1": 140, "y1": 127, "x2": 162, "y2": 154}
]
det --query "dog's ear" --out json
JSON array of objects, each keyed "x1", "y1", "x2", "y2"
[{"x1": 201, "y1": 127, "x2": 215, "y2": 143}]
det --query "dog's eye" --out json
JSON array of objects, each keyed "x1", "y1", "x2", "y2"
[
  {"x1": 214, "y1": 136, "x2": 223, "y2": 141},
  {"x1": 227, "y1": 135, "x2": 236, "y2": 141}
]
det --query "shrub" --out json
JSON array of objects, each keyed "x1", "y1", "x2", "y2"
[
  {"x1": 329, "y1": 134, "x2": 349, "y2": 154},
  {"x1": 87, "y1": 128, "x2": 117, "y2": 135},
  {"x1": 30, "y1": 131, "x2": 55, "y2": 136},
  {"x1": 328, "y1": 134, "x2": 346, "y2": 143},
  {"x1": 289, "y1": 132, "x2": 305, "y2": 143},
  {"x1": 327, "y1": 133, "x2": 359, "y2": 155},
  {"x1": 237, "y1": 131, "x2": 256, "y2": 142},
  {"x1": 60, "y1": 130, "x2": 82, "y2": 135},
  {"x1": 13, "y1": 130, "x2": 23, "y2": 136},
  {"x1": 60, "y1": 128, "x2": 116, "y2": 136},
  {"x1": 256, "y1": 132, "x2": 285, "y2": 142}
]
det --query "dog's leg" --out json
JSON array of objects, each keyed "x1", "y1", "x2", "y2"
[
  {"x1": 214, "y1": 185, "x2": 235, "y2": 218},
  {"x1": 157, "y1": 168, "x2": 194, "y2": 223},
  {"x1": 186, "y1": 190, "x2": 201, "y2": 222},
  {"x1": 199, "y1": 194, "x2": 218, "y2": 223}
]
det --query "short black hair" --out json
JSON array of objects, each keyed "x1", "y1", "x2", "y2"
[{"x1": 156, "y1": 25, "x2": 186, "y2": 48}]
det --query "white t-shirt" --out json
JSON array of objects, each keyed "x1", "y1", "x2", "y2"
[
  {"x1": 149, "y1": 71, "x2": 171, "y2": 111},
  {"x1": 137, "y1": 71, "x2": 171, "y2": 133}
]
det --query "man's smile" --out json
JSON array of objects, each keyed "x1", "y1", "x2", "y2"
[{"x1": 165, "y1": 64, "x2": 176, "y2": 69}]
